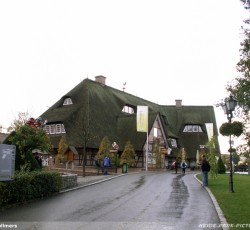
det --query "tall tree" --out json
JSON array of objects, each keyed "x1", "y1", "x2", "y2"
[
  {"x1": 65, "y1": 81, "x2": 95, "y2": 177},
  {"x1": 227, "y1": 13, "x2": 250, "y2": 168}
]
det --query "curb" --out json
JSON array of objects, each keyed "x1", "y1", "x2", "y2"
[
  {"x1": 59, "y1": 171, "x2": 143, "y2": 194},
  {"x1": 59, "y1": 174, "x2": 125, "y2": 193},
  {"x1": 194, "y1": 174, "x2": 229, "y2": 230}
]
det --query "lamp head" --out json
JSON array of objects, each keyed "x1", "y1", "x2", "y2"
[{"x1": 225, "y1": 95, "x2": 237, "y2": 112}]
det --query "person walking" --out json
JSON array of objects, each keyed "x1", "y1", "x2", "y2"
[
  {"x1": 181, "y1": 160, "x2": 187, "y2": 174},
  {"x1": 103, "y1": 155, "x2": 111, "y2": 175},
  {"x1": 172, "y1": 159, "x2": 179, "y2": 174},
  {"x1": 95, "y1": 157, "x2": 101, "y2": 175},
  {"x1": 201, "y1": 155, "x2": 210, "y2": 186}
]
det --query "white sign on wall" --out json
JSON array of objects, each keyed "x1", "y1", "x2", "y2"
[{"x1": 0, "y1": 144, "x2": 16, "y2": 181}]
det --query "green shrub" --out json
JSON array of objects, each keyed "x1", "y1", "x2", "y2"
[
  {"x1": 0, "y1": 182, "x2": 10, "y2": 206},
  {"x1": 217, "y1": 156, "x2": 226, "y2": 174},
  {"x1": 30, "y1": 171, "x2": 62, "y2": 198},
  {"x1": 3, "y1": 125, "x2": 52, "y2": 172},
  {"x1": 15, "y1": 173, "x2": 33, "y2": 203},
  {"x1": 0, "y1": 171, "x2": 63, "y2": 207}
]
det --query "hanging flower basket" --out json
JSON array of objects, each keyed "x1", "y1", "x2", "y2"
[{"x1": 219, "y1": 121, "x2": 244, "y2": 137}]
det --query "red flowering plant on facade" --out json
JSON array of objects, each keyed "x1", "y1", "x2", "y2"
[{"x1": 26, "y1": 117, "x2": 43, "y2": 128}]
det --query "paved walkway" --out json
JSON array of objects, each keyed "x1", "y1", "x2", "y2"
[
  {"x1": 61, "y1": 171, "x2": 229, "y2": 230},
  {"x1": 193, "y1": 174, "x2": 229, "y2": 230}
]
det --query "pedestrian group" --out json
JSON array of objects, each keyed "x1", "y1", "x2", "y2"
[
  {"x1": 171, "y1": 156, "x2": 210, "y2": 187},
  {"x1": 172, "y1": 159, "x2": 187, "y2": 174}
]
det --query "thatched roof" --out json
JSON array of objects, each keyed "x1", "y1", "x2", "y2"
[{"x1": 41, "y1": 78, "x2": 220, "y2": 158}]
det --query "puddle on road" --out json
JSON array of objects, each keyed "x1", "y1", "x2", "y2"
[
  {"x1": 132, "y1": 175, "x2": 145, "y2": 190},
  {"x1": 160, "y1": 174, "x2": 189, "y2": 219}
]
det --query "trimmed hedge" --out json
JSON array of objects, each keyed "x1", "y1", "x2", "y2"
[{"x1": 0, "y1": 171, "x2": 63, "y2": 207}]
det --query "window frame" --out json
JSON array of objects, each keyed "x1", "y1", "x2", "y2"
[
  {"x1": 44, "y1": 123, "x2": 66, "y2": 134},
  {"x1": 122, "y1": 105, "x2": 135, "y2": 114},
  {"x1": 63, "y1": 97, "x2": 73, "y2": 105},
  {"x1": 183, "y1": 125, "x2": 203, "y2": 133}
]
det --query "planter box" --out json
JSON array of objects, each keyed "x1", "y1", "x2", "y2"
[{"x1": 61, "y1": 173, "x2": 78, "y2": 189}]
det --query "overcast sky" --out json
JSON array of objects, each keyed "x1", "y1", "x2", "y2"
[{"x1": 0, "y1": 0, "x2": 248, "y2": 153}]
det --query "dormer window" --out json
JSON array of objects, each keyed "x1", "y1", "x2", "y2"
[
  {"x1": 183, "y1": 125, "x2": 203, "y2": 133},
  {"x1": 63, "y1": 97, "x2": 73, "y2": 105},
  {"x1": 122, "y1": 105, "x2": 135, "y2": 114},
  {"x1": 44, "y1": 123, "x2": 66, "y2": 134}
]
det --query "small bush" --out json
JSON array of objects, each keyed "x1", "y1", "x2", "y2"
[{"x1": 217, "y1": 156, "x2": 226, "y2": 174}]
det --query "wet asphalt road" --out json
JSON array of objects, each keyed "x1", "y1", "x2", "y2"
[{"x1": 0, "y1": 171, "x2": 222, "y2": 230}]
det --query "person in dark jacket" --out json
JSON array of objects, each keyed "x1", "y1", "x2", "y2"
[
  {"x1": 181, "y1": 160, "x2": 187, "y2": 174},
  {"x1": 172, "y1": 159, "x2": 179, "y2": 174},
  {"x1": 95, "y1": 157, "x2": 101, "y2": 174},
  {"x1": 201, "y1": 155, "x2": 210, "y2": 186}
]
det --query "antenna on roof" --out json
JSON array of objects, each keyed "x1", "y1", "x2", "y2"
[{"x1": 123, "y1": 82, "x2": 126, "y2": 92}]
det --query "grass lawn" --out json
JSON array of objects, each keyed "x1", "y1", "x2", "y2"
[{"x1": 197, "y1": 173, "x2": 250, "y2": 229}]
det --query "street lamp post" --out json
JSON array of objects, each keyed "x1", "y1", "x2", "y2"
[{"x1": 221, "y1": 95, "x2": 237, "y2": 193}]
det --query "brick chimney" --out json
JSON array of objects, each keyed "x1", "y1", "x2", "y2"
[
  {"x1": 175, "y1": 99, "x2": 182, "y2": 108},
  {"x1": 95, "y1": 75, "x2": 106, "y2": 85}
]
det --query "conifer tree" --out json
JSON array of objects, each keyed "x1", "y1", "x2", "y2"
[
  {"x1": 207, "y1": 136, "x2": 219, "y2": 179},
  {"x1": 120, "y1": 141, "x2": 136, "y2": 167},
  {"x1": 217, "y1": 156, "x2": 226, "y2": 174},
  {"x1": 96, "y1": 136, "x2": 111, "y2": 161},
  {"x1": 56, "y1": 136, "x2": 68, "y2": 163}
]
